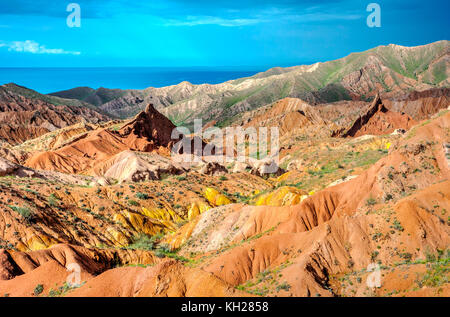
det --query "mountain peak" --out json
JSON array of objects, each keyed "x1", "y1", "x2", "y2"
[
  {"x1": 144, "y1": 103, "x2": 158, "y2": 114},
  {"x1": 118, "y1": 103, "x2": 177, "y2": 151}
]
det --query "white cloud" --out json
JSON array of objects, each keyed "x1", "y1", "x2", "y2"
[
  {"x1": 162, "y1": 10, "x2": 361, "y2": 28},
  {"x1": 164, "y1": 16, "x2": 266, "y2": 27},
  {"x1": 285, "y1": 13, "x2": 362, "y2": 22},
  {"x1": 1, "y1": 40, "x2": 80, "y2": 55}
]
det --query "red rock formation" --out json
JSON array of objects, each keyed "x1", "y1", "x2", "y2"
[
  {"x1": 336, "y1": 93, "x2": 416, "y2": 137},
  {"x1": 383, "y1": 88, "x2": 450, "y2": 121},
  {"x1": 241, "y1": 98, "x2": 327, "y2": 137},
  {"x1": 118, "y1": 103, "x2": 179, "y2": 152},
  {"x1": 24, "y1": 104, "x2": 201, "y2": 174}
]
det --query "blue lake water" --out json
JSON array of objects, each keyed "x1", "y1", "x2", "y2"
[{"x1": 0, "y1": 67, "x2": 264, "y2": 94}]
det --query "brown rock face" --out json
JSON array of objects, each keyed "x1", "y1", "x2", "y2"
[
  {"x1": 0, "y1": 250, "x2": 24, "y2": 280},
  {"x1": 336, "y1": 94, "x2": 416, "y2": 137},
  {"x1": 25, "y1": 104, "x2": 186, "y2": 174},
  {"x1": 0, "y1": 85, "x2": 110, "y2": 145},
  {"x1": 383, "y1": 88, "x2": 450, "y2": 121},
  {"x1": 239, "y1": 98, "x2": 328, "y2": 138},
  {"x1": 0, "y1": 157, "x2": 17, "y2": 176},
  {"x1": 118, "y1": 104, "x2": 179, "y2": 152},
  {"x1": 199, "y1": 162, "x2": 228, "y2": 176}
]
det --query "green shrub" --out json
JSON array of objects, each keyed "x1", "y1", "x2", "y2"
[
  {"x1": 48, "y1": 194, "x2": 59, "y2": 207},
  {"x1": 48, "y1": 282, "x2": 83, "y2": 297},
  {"x1": 366, "y1": 197, "x2": 377, "y2": 206},
  {"x1": 135, "y1": 192, "x2": 149, "y2": 200},
  {"x1": 127, "y1": 234, "x2": 155, "y2": 251},
  {"x1": 8, "y1": 205, "x2": 33, "y2": 221},
  {"x1": 276, "y1": 282, "x2": 291, "y2": 292},
  {"x1": 34, "y1": 284, "x2": 44, "y2": 296},
  {"x1": 128, "y1": 200, "x2": 139, "y2": 206},
  {"x1": 416, "y1": 257, "x2": 449, "y2": 288},
  {"x1": 371, "y1": 251, "x2": 379, "y2": 261},
  {"x1": 393, "y1": 219, "x2": 404, "y2": 231}
]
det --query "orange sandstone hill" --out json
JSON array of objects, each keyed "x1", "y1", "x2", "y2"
[
  {"x1": 24, "y1": 104, "x2": 180, "y2": 174},
  {"x1": 163, "y1": 111, "x2": 450, "y2": 297},
  {"x1": 237, "y1": 98, "x2": 328, "y2": 135},
  {"x1": 0, "y1": 109, "x2": 447, "y2": 297},
  {"x1": 0, "y1": 104, "x2": 448, "y2": 297}
]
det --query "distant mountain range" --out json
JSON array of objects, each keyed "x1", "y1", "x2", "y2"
[
  {"x1": 46, "y1": 40, "x2": 449, "y2": 127},
  {"x1": 0, "y1": 40, "x2": 448, "y2": 135}
]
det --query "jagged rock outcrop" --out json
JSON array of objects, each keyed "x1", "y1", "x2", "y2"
[
  {"x1": 199, "y1": 162, "x2": 228, "y2": 176},
  {"x1": 24, "y1": 104, "x2": 184, "y2": 174},
  {"x1": 250, "y1": 158, "x2": 285, "y2": 176},
  {"x1": 334, "y1": 94, "x2": 416, "y2": 137},
  {"x1": 118, "y1": 103, "x2": 179, "y2": 152}
]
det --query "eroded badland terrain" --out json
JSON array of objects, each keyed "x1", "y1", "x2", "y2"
[{"x1": 0, "y1": 41, "x2": 449, "y2": 297}]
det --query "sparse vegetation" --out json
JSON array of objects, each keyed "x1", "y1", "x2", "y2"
[
  {"x1": 8, "y1": 205, "x2": 33, "y2": 221},
  {"x1": 366, "y1": 197, "x2": 377, "y2": 206},
  {"x1": 276, "y1": 282, "x2": 292, "y2": 292},
  {"x1": 135, "y1": 192, "x2": 149, "y2": 200},
  {"x1": 127, "y1": 200, "x2": 139, "y2": 206},
  {"x1": 33, "y1": 284, "x2": 44, "y2": 296}
]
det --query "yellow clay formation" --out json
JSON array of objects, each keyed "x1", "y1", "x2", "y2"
[
  {"x1": 353, "y1": 137, "x2": 392, "y2": 152},
  {"x1": 204, "y1": 187, "x2": 232, "y2": 207},
  {"x1": 113, "y1": 206, "x2": 181, "y2": 241},
  {"x1": 187, "y1": 201, "x2": 211, "y2": 220},
  {"x1": 164, "y1": 217, "x2": 201, "y2": 251},
  {"x1": 141, "y1": 207, "x2": 181, "y2": 223},
  {"x1": 106, "y1": 226, "x2": 130, "y2": 246},
  {"x1": 254, "y1": 186, "x2": 308, "y2": 206},
  {"x1": 276, "y1": 171, "x2": 292, "y2": 183},
  {"x1": 19, "y1": 234, "x2": 57, "y2": 251}
]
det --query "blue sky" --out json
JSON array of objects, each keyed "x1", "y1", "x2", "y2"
[{"x1": 0, "y1": 0, "x2": 449, "y2": 67}]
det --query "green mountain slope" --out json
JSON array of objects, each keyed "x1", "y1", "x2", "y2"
[
  {"x1": 1, "y1": 83, "x2": 113, "y2": 118},
  {"x1": 47, "y1": 40, "x2": 449, "y2": 127}
]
